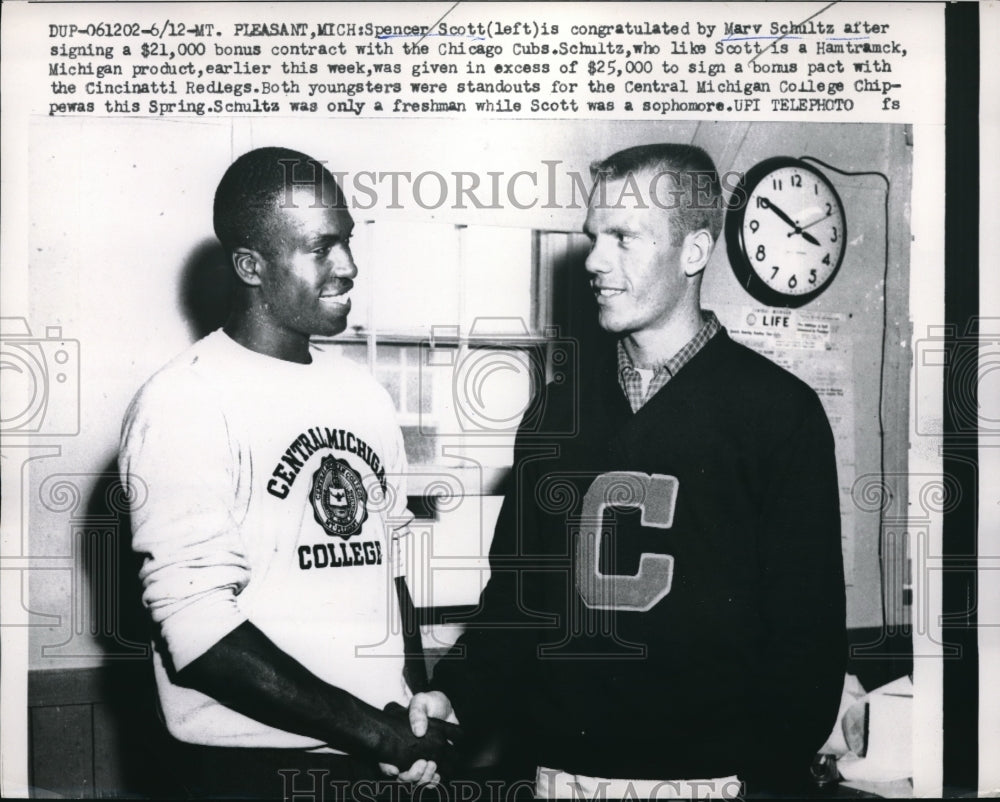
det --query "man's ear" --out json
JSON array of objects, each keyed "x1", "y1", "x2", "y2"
[
  {"x1": 231, "y1": 247, "x2": 264, "y2": 287},
  {"x1": 681, "y1": 229, "x2": 715, "y2": 278}
]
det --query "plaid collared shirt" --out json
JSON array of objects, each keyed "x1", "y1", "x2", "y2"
[{"x1": 616, "y1": 311, "x2": 722, "y2": 413}]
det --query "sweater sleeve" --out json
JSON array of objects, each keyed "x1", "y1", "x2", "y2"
[
  {"x1": 120, "y1": 371, "x2": 251, "y2": 671},
  {"x1": 430, "y1": 428, "x2": 542, "y2": 733},
  {"x1": 749, "y1": 393, "x2": 847, "y2": 779}
]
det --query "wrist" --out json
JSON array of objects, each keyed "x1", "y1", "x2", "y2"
[{"x1": 318, "y1": 692, "x2": 388, "y2": 757}]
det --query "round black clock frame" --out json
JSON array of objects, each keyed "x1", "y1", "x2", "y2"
[{"x1": 725, "y1": 156, "x2": 847, "y2": 308}]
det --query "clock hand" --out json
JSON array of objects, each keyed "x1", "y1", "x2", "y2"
[
  {"x1": 760, "y1": 196, "x2": 822, "y2": 247},
  {"x1": 796, "y1": 213, "x2": 832, "y2": 233},
  {"x1": 758, "y1": 196, "x2": 799, "y2": 230}
]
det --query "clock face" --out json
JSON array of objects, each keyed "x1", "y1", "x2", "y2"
[{"x1": 726, "y1": 158, "x2": 846, "y2": 308}]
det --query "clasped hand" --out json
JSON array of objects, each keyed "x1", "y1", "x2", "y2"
[{"x1": 378, "y1": 695, "x2": 460, "y2": 785}]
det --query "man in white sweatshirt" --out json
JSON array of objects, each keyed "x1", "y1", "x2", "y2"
[{"x1": 120, "y1": 147, "x2": 457, "y2": 798}]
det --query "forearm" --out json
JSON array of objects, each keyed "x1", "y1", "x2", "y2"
[{"x1": 176, "y1": 620, "x2": 441, "y2": 763}]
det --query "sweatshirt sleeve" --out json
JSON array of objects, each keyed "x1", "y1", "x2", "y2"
[
  {"x1": 120, "y1": 371, "x2": 251, "y2": 671},
  {"x1": 374, "y1": 384, "x2": 414, "y2": 581}
]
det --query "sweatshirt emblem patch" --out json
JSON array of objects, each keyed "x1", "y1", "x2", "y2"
[{"x1": 310, "y1": 455, "x2": 368, "y2": 539}]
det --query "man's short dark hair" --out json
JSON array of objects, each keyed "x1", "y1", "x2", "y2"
[
  {"x1": 213, "y1": 146, "x2": 342, "y2": 258},
  {"x1": 590, "y1": 143, "x2": 723, "y2": 245}
]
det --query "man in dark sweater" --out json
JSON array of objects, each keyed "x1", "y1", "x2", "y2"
[{"x1": 410, "y1": 144, "x2": 847, "y2": 797}]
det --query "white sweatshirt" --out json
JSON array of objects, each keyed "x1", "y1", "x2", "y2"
[{"x1": 120, "y1": 330, "x2": 412, "y2": 748}]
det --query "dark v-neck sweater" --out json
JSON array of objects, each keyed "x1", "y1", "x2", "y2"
[{"x1": 434, "y1": 329, "x2": 846, "y2": 784}]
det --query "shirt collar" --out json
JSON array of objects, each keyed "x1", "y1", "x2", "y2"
[{"x1": 617, "y1": 311, "x2": 721, "y2": 376}]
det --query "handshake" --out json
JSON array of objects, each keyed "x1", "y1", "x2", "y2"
[{"x1": 377, "y1": 692, "x2": 462, "y2": 785}]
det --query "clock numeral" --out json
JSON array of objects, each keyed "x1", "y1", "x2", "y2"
[
  {"x1": 791, "y1": 174, "x2": 802, "y2": 188},
  {"x1": 771, "y1": 178, "x2": 783, "y2": 191},
  {"x1": 749, "y1": 219, "x2": 760, "y2": 233},
  {"x1": 755, "y1": 197, "x2": 767, "y2": 209},
  {"x1": 825, "y1": 202, "x2": 833, "y2": 216},
  {"x1": 788, "y1": 274, "x2": 798, "y2": 289},
  {"x1": 822, "y1": 253, "x2": 831, "y2": 266},
  {"x1": 755, "y1": 244, "x2": 766, "y2": 262},
  {"x1": 809, "y1": 269, "x2": 818, "y2": 285},
  {"x1": 831, "y1": 226, "x2": 838, "y2": 243},
  {"x1": 814, "y1": 182, "x2": 819, "y2": 195},
  {"x1": 771, "y1": 266, "x2": 780, "y2": 280}
]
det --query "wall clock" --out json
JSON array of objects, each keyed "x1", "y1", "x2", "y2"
[{"x1": 725, "y1": 157, "x2": 846, "y2": 308}]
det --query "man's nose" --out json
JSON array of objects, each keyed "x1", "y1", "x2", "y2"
[
  {"x1": 585, "y1": 241, "x2": 610, "y2": 275},
  {"x1": 333, "y1": 248, "x2": 358, "y2": 279}
]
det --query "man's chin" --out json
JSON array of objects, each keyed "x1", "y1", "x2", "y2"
[
  {"x1": 596, "y1": 312, "x2": 626, "y2": 335},
  {"x1": 317, "y1": 317, "x2": 349, "y2": 337}
]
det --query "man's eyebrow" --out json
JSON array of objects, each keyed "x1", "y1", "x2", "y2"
[
  {"x1": 586, "y1": 223, "x2": 638, "y2": 239},
  {"x1": 310, "y1": 229, "x2": 352, "y2": 246}
]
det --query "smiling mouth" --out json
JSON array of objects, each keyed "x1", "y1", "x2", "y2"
[
  {"x1": 593, "y1": 287, "x2": 625, "y2": 298},
  {"x1": 321, "y1": 291, "x2": 351, "y2": 306}
]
